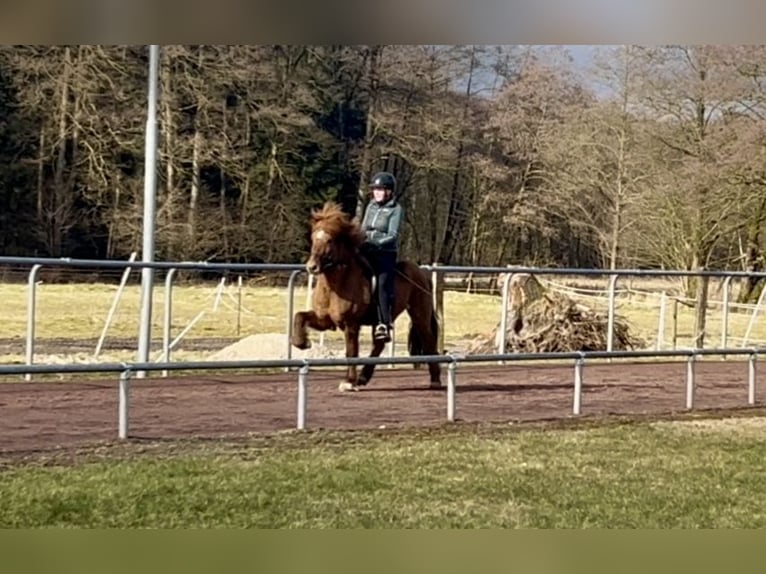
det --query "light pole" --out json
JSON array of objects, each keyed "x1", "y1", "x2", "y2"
[{"x1": 136, "y1": 44, "x2": 160, "y2": 377}]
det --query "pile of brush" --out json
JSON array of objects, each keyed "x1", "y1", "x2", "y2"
[{"x1": 468, "y1": 273, "x2": 643, "y2": 354}]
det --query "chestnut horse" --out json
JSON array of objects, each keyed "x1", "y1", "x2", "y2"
[{"x1": 291, "y1": 201, "x2": 442, "y2": 391}]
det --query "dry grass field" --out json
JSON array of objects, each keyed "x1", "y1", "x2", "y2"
[{"x1": 0, "y1": 270, "x2": 764, "y2": 367}]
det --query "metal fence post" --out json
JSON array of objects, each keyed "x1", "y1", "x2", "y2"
[
  {"x1": 25, "y1": 264, "x2": 42, "y2": 382},
  {"x1": 236, "y1": 275, "x2": 244, "y2": 338},
  {"x1": 573, "y1": 354, "x2": 584, "y2": 415},
  {"x1": 497, "y1": 268, "x2": 513, "y2": 364},
  {"x1": 721, "y1": 276, "x2": 732, "y2": 350},
  {"x1": 742, "y1": 283, "x2": 766, "y2": 349},
  {"x1": 286, "y1": 270, "x2": 302, "y2": 371},
  {"x1": 606, "y1": 273, "x2": 619, "y2": 356},
  {"x1": 297, "y1": 363, "x2": 309, "y2": 430},
  {"x1": 162, "y1": 268, "x2": 177, "y2": 377},
  {"x1": 656, "y1": 291, "x2": 666, "y2": 351},
  {"x1": 119, "y1": 369, "x2": 132, "y2": 439},
  {"x1": 431, "y1": 263, "x2": 445, "y2": 355},
  {"x1": 447, "y1": 360, "x2": 457, "y2": 422},
  {"x1": 686, "y1": 352, "x2": 697, "y2": 410}
]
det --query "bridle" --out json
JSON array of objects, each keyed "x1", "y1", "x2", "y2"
[{"x1": 316, "y1": 256, "x2": 340, "y2": 273}]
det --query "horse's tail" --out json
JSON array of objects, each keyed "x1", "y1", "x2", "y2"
[
  {"x1": 408, "y1": 321, "x2": 423, "y2": 357},
  {"x1": 407, "y1": 313, "x2": 439, "y2": 357}
]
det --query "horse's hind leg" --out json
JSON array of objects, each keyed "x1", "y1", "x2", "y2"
[
  {"x1": 291, "y1": 311, "x2": 333, "y2": 350},
  {"x1": 407, "y1": 306, "x2": 442, "y2": 388}
]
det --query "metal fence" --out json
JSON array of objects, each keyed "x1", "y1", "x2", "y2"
[
  {"x1": 2, "y1": 255, "x2": 766, "y2": 441},
  {"x1": 6, "y1": 255, "x2": 766, "y2": 378},
  {"x1": 0, "y1": 346, "x2": 759, "y2": 440}
]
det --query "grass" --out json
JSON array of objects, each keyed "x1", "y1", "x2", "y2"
[
  {"x1": 3, "y1": 274, "x2": 763, "y2": 529},
  {"x1": 2, "y1": 417, "x2": 766, "y2": 528}
]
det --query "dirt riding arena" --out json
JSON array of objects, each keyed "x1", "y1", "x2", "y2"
[{"x1": 0, "y1": 358, "x2": 762, "y2": 455}]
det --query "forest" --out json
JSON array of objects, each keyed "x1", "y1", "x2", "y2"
[{"x1": 1, "y1": 45, "x2": 766, "y2": 300}]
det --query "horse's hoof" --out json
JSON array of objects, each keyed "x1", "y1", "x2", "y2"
[
  {"x1": 355, "y1": 376, "x2": 369, "y2": 387},
  {"x1": 430, "y1": 380, "x2": 443, "y2": 389},
  {"x1": 338, "y1": 381, "x2": 359, "y2": 392}
]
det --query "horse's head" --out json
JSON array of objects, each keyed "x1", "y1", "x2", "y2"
[{"x1": 306, "y1": 202, "x2": 365, "y2": 275}]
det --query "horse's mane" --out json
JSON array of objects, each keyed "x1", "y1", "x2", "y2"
[{"x1": 311, "y1": 201, "x2": 366, "y2": 247}]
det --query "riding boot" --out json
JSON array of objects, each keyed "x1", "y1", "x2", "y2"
[{"x1": 374, "y1": 272, "x2": 392, "y2": 342}]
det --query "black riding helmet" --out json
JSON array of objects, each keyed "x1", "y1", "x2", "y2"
[{"x1": 369, "y1": 171, "x2": 396, "y2": 191}]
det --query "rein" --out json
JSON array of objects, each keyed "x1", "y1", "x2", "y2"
[{"x1": 395, "y1": 267, "x2": 434, "y2": 297}]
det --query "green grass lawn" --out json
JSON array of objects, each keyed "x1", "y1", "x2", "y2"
[
  {"x1": 2, "y1": 417, "x2": 766, "y2": 528},
  {"x1": 3, "y1": 275, "x2": 764, "y2": 529}
]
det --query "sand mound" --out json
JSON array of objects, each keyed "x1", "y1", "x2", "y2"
[{"x1": 208, "y1": 333, "x2": 341, "y2": 361}]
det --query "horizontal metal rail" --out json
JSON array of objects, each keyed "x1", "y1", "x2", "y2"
[
  {"x1": 6, "y1": 255, "x2": 762, "y2": 371},
  {"x1": 0, "y1": 256, "x2": 303, "y2": 273},
  {"x1": 1, "y1": 346, "x2": 760, "y2": 377},
  {"x1": 1, "y1": 347, "x2": 761, "y2": 440},
  {"x1": 5, "y1": 255, "x2": 766, "y2": 279},
  {"x1": 2, "y1": 254, "x2": 765, "y2": 442},
  {"x1": 419, "y1": 264, "x2": 766, "y2": 280}
]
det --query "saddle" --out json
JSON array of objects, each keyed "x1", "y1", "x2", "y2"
[
  {"x1": 357, "y1": 250, "x2": 402, "y2": 284},
  {"x1": 356, "y1": 249, "x2": 402, "y2": 327},
  {"x1": 357, "y1": 251, "x2": 378, "y2": 294}
]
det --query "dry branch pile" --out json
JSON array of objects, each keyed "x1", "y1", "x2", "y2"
[{"x1": 468, "y1": 273, "x2": 644, "y2": 354}]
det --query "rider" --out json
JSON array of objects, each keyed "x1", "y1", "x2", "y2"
[{"x1": 360, "y1": 171, "x2": 402, "y2": 343}]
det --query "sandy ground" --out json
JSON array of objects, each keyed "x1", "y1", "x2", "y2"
[{"x1": 1, "y1": 357, "x2": 762, "y2": 456}]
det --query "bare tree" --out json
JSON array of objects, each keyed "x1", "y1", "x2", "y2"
[
  {"x1": 544, "y1": 46, "x2": 654, "y2": 269},
  {"x1": 482, "y1": 50, "x2": 594, "y2": 265},
  {"x1": 632, "y1": 45, "x2": 759, "y2": 346}
]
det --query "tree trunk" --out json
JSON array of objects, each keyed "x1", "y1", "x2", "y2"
[
  {"x1": 161, "y1": 47, "x2": 175, "y2": 251},
  {"x1": 689, "y1": 245, "x2": 710, "y2": 348},
  {"x1": 469, "y1": 198, "x2": 481, "y2": 266},
  {"x1": 608, "y1": 131, "x2": 626, "y2": 270},
  {"x1": 693, "y1": 271, "x2": 710, "y2": 349},
  {"x1": 219, "y1": 97, "x2": 229, "y2": 257},
  {"x1": 427, "y1": 171, "x2": 441, "y2": 263},
  {"x1": 240, "y1": 107, "x2": 251, "y2": 226},
  {"x1": 107, "y1": 183, "x2": 121, "y2": 258},
  {"x1": 188, "y1": 123, "x2": 201, "y2": 245},
  {"x1": 187, "y1": 47, "x2": 204, "y2": 249},
  {"x1": 737, "y1": 197, "x2": 766, "y2": 303},
  {"x1": 35, "y1": 127, "x2": 44, "y2": 221},
  {"x1": 49, "y1": 46, "x2": 72, "y2": 257},
  {"x1": 266, "y1": 141, "x2": 277, "y2": 199}
]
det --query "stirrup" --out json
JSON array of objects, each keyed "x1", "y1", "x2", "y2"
[{"x1": 373, "y1": 324, "x2": 391, "y2": 342}]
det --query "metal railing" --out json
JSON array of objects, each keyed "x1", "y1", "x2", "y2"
[
  {"x1": 3, "y1": 256, "x2": 303, "y2": 380},
  {"x1": 2, "y1": 254, "x2": 765, "y2": 443},
  {"x1": 0, "y1": 347, "x2": 759, "y2": 440},
  {"x1": 6, "y1": 255, "x2": 766, "y2": 379}
]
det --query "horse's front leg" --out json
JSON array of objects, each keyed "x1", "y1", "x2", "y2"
[
  {"x1": 338, "y1": 324, "x2": 361, "y2": 392},
  {"x1": 291, "y1": 311, "x2": 334, "y2": 350},
  {"x1": 357, "y1": 336, "x2": 387, "y2": 387}
]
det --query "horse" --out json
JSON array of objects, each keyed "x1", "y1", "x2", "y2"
[{"x1": 290, "y1": 201, "x2": 442, "y2": 392}]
